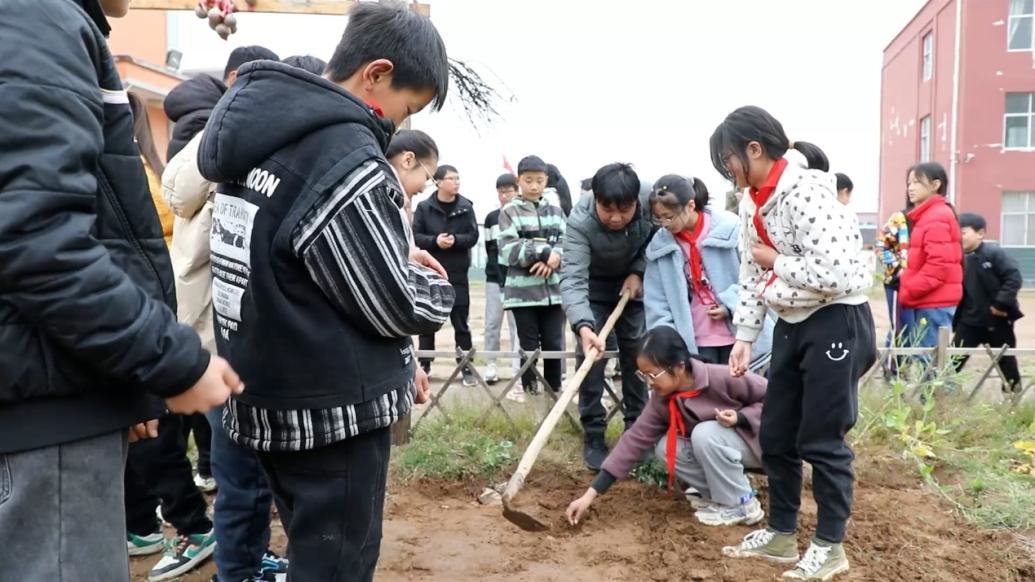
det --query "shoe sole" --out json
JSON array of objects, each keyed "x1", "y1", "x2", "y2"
[
  {"x1": 128, "y1": 543, "x2": 164, "y2": 557},
  {"x1": 696, "y1": 506, "x2": 766, "y2": 527},
  {"x1": 722, "y1": 545, "x2": 800, "y2": 564},
  {"x1": 782, "y1": 562, "x2": 849, "y2": 580},
  {"x1": 147, "y1": 542, "x2": 216, "y2": 582}
]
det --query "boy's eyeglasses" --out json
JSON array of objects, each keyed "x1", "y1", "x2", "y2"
[{"x1": 635, "y1": 369, "x2": 669, "y2": 385}]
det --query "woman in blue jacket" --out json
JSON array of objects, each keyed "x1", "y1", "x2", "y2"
[{"x1": 643, "y1": 175, "x2": 773, "y2": 369}]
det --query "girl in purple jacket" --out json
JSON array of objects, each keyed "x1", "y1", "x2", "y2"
[{"x1": 566, "y1": 326, "x2": 767, "y2": 528}]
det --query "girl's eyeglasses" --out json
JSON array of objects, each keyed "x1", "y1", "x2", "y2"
[
  {"x1": 417, "y1": 160, "x2": 437, "y2": 187},
  {"x1": 635, "y1": 369, "x2": 669, "y2": 385},
  {"x1": 651, "y1": 214, "x2": 680, "y2": 227}
]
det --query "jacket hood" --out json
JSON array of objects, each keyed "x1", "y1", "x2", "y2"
[
  {"x1": 198, "y1": 60, "x2": 394, "y2": 183},
  {"x1": 164, "y1": 74, "x2": 226, "y2": 123},
  {"x1": 645, "y1": 208, "x2": 739, "y2": 261}
]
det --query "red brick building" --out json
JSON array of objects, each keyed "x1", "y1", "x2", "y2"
[{"x1": 880, "y1": 0, "x2": 1035, "y2": 281}]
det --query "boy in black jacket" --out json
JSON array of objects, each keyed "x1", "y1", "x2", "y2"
[
  {"x1": 413, "y1": 164, "x2": 480, "y2": 385},
  {"x1": 0, "y1": 1, "x2": 241, "y2": 580},
  {"x1": 953, "y1": 213, "x2": 1025, "y2": 392},
  {"x1": 197, "y1": 4, "x2": 454, "y2": 580}
]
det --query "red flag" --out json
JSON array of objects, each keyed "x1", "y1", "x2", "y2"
[{"x1": 502, "y1": 155, "x2": 515, "y2": 176}]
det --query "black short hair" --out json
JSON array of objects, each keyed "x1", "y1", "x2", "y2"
[
  {"x1": 325, "y1": 2, "x2": 449, "y2": 111},
  {"x1": 496, "y1": 173, "x2": 518, "y2": 190},
  {"x1": 958, "y1": 212, "x2": 987, "y2": 231},
  {"x1": 224, "y1": 46, "x2": 280, "y2": 80},
  {"x1": 591, "y1": 163, "x2": 640, "y2": 207},
  {"x1": 281, "y1": 55, "x2": 327, "y2": 76},
  {"x1": 835, "y1": 172, "x2": 854, "y2": 192},
  {"x1": 710, "y1": 105, "x2": 829, "y2": 180},
  {"x1": 517, "y1": 155, "x2": 548, "y2": 175},
  {"x1": 639, "y1": 326, "x2": 706, "y2": 369},
  {"x1": 650, "y1": 175, "x2": 709, "y2": 212},
  {"x1": 385, "y1": 129, "x2": 439, "y2": 160},
  {"x1": 580, "y1": 178, "x2": 592, "y2": 191},
  {"x1": 433, "y1": 164, "x2": 458, "y2": 181}
]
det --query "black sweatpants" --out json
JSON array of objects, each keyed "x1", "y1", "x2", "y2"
[
  {"x1": 511, "y1": 305, "x2": 566, "y2": 392},
  {"x1": 761, "y1": 303, "x2": 876, "y2": 544},
  {"x1": 125, "y1": 413, "x2": 213, "y2": 536},
  {"x1": 179, "y1": 413, "x2": 213, "y2": 478},
  {"x1": 953, "y1": 320, "x2": 1022, "y2": 391},
  {"x1": 257, "y1": 427, "x2": 391, "y2": 582},
  {"x1": 575, "y1": 300, "x2": 647, "y2": 435},
  {"x1": 419, "y1": 282, "x2": 472, "y2": 370}
]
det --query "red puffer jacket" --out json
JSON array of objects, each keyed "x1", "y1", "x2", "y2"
[{"x1": 899, "y1": 195, "x2": 963, "y2": 308}]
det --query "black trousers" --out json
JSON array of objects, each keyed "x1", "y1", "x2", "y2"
[
  {"x1": 257, "y1": 428, "x2": 391, "y2": 582},
  {"x1": 419, "y1": 283, "x2": 472, "y2": 369},
  {"x1": 953, "y1": 320, "x2": 1022, "y2": 390},
  {"x1": 125, "y1": 413, "x2": 213, "y2": 536},
  {"x1": 179, "y1": 413, "x2": 212, "y2": 478},
  {"x1": 575, "y1": 300, "x2": 647, "y2": 435},
  {"x1": 511, "y1": 305, "x2": 566, "y2": 392},
  {"x1": 761, "y1": 303, "x2": 876, "y2": 544}
]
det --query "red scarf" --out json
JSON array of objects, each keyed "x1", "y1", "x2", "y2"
[
  {"x1": 675, "y1": 214, "x2": 716, "y2": 305},
  {"x1": 666, "y1": 388, "x2": 704, "y2": 490},
  {"x1": 747, "y1": 158, "x2": 788, "y2": 288}
]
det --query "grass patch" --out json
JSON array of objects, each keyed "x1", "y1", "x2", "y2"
[
  {"x1": 391, "y1": 405, "x2": 588, "y2": 483},
  {"x1": 855, "y1": 376, "x2": 1035, "y2": 530}
]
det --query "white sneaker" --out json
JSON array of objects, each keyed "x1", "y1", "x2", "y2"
[
  {"x1": 194, "y1": 474, "x2": 217, "y2": 493},
  {"x1": 695, "y1": 497, "x2": 765, "y2": 527},
  {"x1": 504, "y1": 385, "x2": 526, "y2": 403},
  {"x1": 684, "y1": 487, "x2": 709, "y2": 509},
  {"x1": 485, "y1": 363, "x2": 499, "y2": 385}
]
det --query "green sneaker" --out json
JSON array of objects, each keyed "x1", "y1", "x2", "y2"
[
  {"x1": 722, "y1": 528, "x2": 800, "y2": 563},
  {"x1": 782, "y1": 541, "x2": 849, "y2": 580},
  {"x1": 147, "y1": 529, "x2": 216, "y2": 582},
  {"x1": 127, "y1": 532, "x2": 165, "y2": 556}
]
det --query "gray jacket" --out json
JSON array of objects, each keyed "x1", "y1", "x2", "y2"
[{"x1": 561, "y1": 195, "x2": 655, "y2": 333}]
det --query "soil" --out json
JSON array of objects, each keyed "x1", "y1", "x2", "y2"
[{"x1": 375, "y1": 458, "x2": 1034, "y2": 581}]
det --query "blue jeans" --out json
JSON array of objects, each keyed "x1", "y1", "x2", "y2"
[
  {"x1": 206, "y1": 407, "x2": 274, "y2": 582},
  {"x1": 901, "y1": 306, "x2": 955, "y2": 348}
]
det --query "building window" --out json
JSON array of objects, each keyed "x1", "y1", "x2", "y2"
[
  {"x1": 922, "y1": 32, "x2": 934, "y2": 81},
  {"x1": 1009, "y1": 0, "x2": 1034, "y2": 51},
  {"x1": 1002, "y1": 192, "x2": 1035, "y2": 246},
  {"x1": 920, "y1": 116, "x2": 932, "y2": 161},
  {"x1": 1004, "y1": 92, "x2": 1035, "y2": 149}
]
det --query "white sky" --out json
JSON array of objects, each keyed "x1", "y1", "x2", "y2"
[{"x1": 169, "y1": 0, "x2": 928, "y2": 218}]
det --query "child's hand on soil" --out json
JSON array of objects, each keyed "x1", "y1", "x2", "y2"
[
  {"x1": 566, "y1": 489, "x2": 597, "y2": 526},
  {"x1": 715, "y1": 409, "x2": 738, "y2": 428},
  {"x1": 751, "y1": 244, "x2": 779, "y2": 270}
]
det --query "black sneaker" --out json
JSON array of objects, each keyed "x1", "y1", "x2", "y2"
[
  {"x1": 260, "y1": 549, "x2": 289, "y2": 577},
  {"x1": 461, "y1": 367, "x2": 477, "y2": 387},
  {"x1": 583, "y1": 434, "x2": 608, "y2": 471}
]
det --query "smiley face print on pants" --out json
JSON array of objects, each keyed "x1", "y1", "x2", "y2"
[{"x1": 826, "y1": 342, "x2": 850, "y2": 362}]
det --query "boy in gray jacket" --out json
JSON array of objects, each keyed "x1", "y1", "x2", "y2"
[{"x1": 561, "y1": 163, "x2": 655, "y2": 470}]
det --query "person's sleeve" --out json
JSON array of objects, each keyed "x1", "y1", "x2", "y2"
[
  {"x1": 293, "y1": 171, "x2": 455, "y2": 338},
  {"x1": 992, "y1": 247, "x2": 1023, "y2": 311},
  {"x1": 599, "y1": 395, "x2": 668, "y2": 481},
  {"x1": 411, "y1": 202, "x2": 438, "y2": 251},
  {"x1": 0, "y1": 15, "x2": 208, "y2": 398},
  {"x1": 450, "y1": 207, "x2": 479, "y2": 250},
  {"x1": 643, "y1": 260, "x2": 676, "y2": 331},
  {"x1": 771, "y1": 189, "x2": 862, "y2": 295},
  {"x1": 499, "y1": 206, "x2": 547, "y2": 268},
  {"x1": 560, "y1": 224, "x2": 596, "y2": 333},
  {"x1": 161, "y1": 132, "x2": 212, "y2": 219},
  {"x1": 733, "y1": 205, "x2": 766, "y2": 343},
  {"x1": 590, "y1": 470, "x2": 618, "y2": 494},
  {"x1": 900, "y1": 221, "x2": 956, "y2": 300}
]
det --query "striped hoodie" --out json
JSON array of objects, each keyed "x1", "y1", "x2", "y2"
[{"x1": 498, "y1": 196, "x2": 566, "y2": 309}]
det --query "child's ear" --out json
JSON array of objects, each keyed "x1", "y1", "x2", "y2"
[{"x1": 363, "y1": 59, "x2": 395, "y2": 86}]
